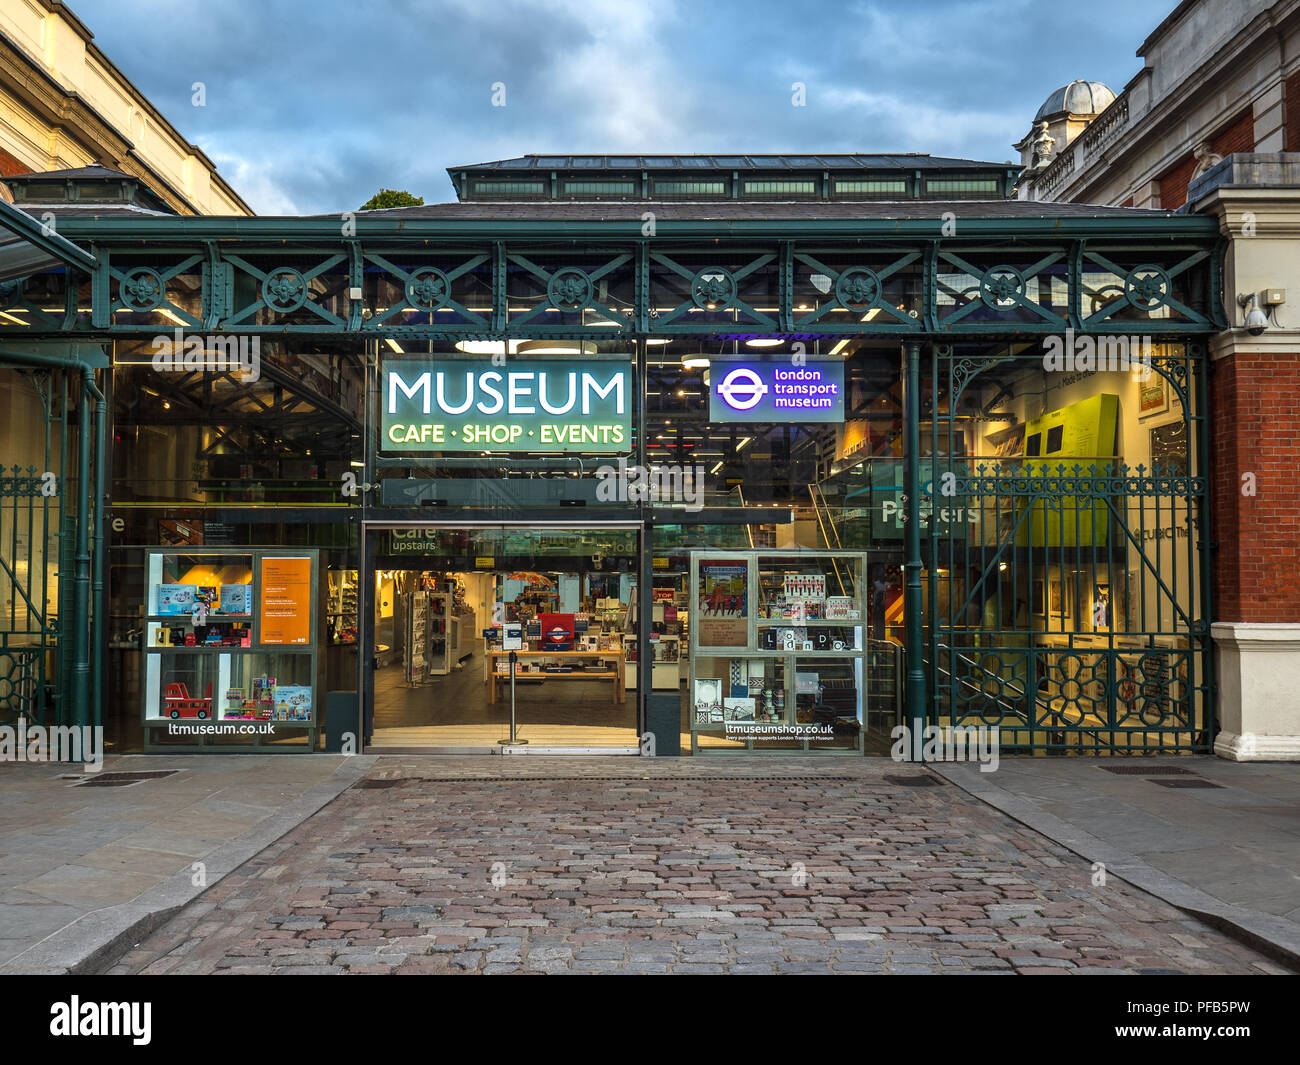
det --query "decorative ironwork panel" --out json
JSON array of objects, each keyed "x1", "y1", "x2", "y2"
[
  {"x1": 936, "y1": 249, "x2": 1070, "y2": 330},
  {"x1": 791, "y1": 248, "x2": 924, "y2": 332},
  {"x1": 221, "y1": 252, "x2": 351, "y2": 329},
  {"x1": 360, "y1": 250, "x2": 493, "y2": 332},
  {"x1": 105, "y1": 253, "x2": 205, "y2": 330},
  {"x1": 1081, "y1": 248, "x2": 1213, "y2": 328},
  {"x1": 646, "y1": 249, "x2": 778, "y2": 332},
  {"x1": 504, "y1": 249, "x2": 635, "y2": 334}
]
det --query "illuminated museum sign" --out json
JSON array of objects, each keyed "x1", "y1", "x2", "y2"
[
  {"x1": 381, "y1": 359, "x2": 632, "y2": 453},
  {"x1": 708, "y1": 359, "x2": 845, "y2": 423}
]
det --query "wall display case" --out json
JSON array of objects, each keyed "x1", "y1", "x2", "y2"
[
  {"x1": 689, "y1": 550, "x2": 868, "y2": 753},
  {"x1": 142, "y1": 548, "x2": 321, "y2": 751}
]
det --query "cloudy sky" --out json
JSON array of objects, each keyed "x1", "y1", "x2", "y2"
[{"x1": 74, "y1": 0, "x2": 1171, "y2": 215}]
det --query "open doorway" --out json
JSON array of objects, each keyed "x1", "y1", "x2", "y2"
[{"x1": 364, "y1": 524, "x2": 644, "y2": 751}]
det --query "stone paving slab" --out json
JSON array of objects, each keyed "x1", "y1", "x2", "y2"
[
  {"x1": 104, "y1": 757, "x2": 1290, "y2": 975},
  {"x1": 934, "y1": 756, "x2": 1300, "y2": 969},
  {"x1": 0, "y1": 754, "x2": 374, "y2": 973}
]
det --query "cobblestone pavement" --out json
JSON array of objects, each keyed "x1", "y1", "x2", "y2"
[{"x1": 106, "y1": 758, "x2": 1292, "y2": 975}]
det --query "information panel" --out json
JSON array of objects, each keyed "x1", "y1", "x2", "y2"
[{"x1": 259, "y1": 556, "x2": 312, "y2": 645}]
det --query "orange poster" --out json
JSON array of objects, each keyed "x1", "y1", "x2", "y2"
[{"x1": 259, "y1": 556, "x2": 312, "y2": 645}]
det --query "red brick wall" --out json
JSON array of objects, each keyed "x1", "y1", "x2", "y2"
[
  {"x1": 0, "y1": 147, "x2": 30, "y2": 177},
  {"x1": 1211, "y1": 108, "x2": 1255, "y2": 157},
  {"x1": 1159, "y1": 110, "x2": 1255, "y2": 209},
  {"x1": 1211, "y1": 352, "x2": 1300, "y2": 622},
  {"x1": 1287, "y1": 71, "x2": 1300, "y2": 151},
  {"x1": 1159, "y1": 154, "x2": 1197, "y2": 209}
]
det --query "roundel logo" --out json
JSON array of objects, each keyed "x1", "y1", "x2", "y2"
[
  {"x1": 547, "y1": 626, "x2": 568, "y2": 642},
  {"x1": 717, "y1": 367, "x2": 768, "y2": 411}
]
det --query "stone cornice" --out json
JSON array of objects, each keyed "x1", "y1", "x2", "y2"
[
  {"x1": 0, "y1": 23, "x2": 250, "y2": 216},
  {"x1": 1047, "y1": 3, "x2": 1300, "y2": 204}
]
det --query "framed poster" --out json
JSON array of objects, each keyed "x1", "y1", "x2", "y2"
[
  {"x1": 723, "y1": 697, "x2": 756, "y2": 723},
  {"x1": 697, "y1": 559, "x2": 748, "y2": 647},
  {"x1": 1138, "y1": 374, "x2": 1168, "y2": 418},
  {"x1": 693, "y1": 677, "x2": 723, "y2": 728}
]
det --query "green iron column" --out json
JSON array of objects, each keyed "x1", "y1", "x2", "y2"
[{"x1": 903, "y1": 341, "x2": 927, "y2": 759}]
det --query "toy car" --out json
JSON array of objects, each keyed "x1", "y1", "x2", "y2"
[{"x1": 163, "y1": 681, "x2": 212, "y2": 719}]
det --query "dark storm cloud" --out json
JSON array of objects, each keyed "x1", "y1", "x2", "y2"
[{"x1": 71, "y1": 0, "x2": 1171, "y2": 214}]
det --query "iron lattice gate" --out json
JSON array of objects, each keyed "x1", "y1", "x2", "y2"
[
  {"x1": 0, "y1": 367, "x2": 74, "y2": 727},
  {"x1": 928, "y1": 344, "x2": 1211, "y2": 753}
]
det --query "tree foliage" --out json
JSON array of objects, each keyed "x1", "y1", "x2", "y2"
[{"x1": 359, "y1": 188, "x2": 424, "y2": 210}]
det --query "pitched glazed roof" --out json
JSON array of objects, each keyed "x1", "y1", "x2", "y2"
[
  {"x1": 351, "y1": 198, "x2": 1175, "y2": 220},
  {"x1": 451, "y1": 154, "x2": 1011, "y2": 171}
]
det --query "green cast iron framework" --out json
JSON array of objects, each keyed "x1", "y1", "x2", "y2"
[
  {"x1": 0, "y1": 343, "x2": 108, "y2": 731},
  {"x1": 0, "y1": 206, "x2": 1223, "y2": 751}
]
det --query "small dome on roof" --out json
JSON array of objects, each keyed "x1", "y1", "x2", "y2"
[{"x1": 1034, "y1": 80, "x2": 1116, "y2": 121}]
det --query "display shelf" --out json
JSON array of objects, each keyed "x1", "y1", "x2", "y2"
[
  {"x1": 327, "y1": 569, "x2": 358, "y2": 646},
  {"x1": 690, "y1": 550, "x2": 868, "y2": 753},
  {"x1": 142, "y1": 548, "x2": 321, "y2": 752}
]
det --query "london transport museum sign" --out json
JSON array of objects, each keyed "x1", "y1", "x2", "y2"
[{"x1": 709, "y1": 359, "x2": 844, "y2": 423}]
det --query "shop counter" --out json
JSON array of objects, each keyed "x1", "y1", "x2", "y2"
[{"x1": 483, "y1": 649, "x2": 625, "y2": 704}]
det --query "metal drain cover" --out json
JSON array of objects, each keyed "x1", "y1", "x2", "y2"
[
  {"x1": 353, "y1": 775, "x2": 859, "y2": 788},
  {"x1": 74, "y1": 770, "x2": 179, "y2": 787},
  {"x1": 883, "y1": 774, "x2": 943, "y2": 787},
  {"x1": 1151, "y1": 778, "x2": 1223, "y2": 789},
  {"x1": 1101, "y1": 765, "x2": 1193, "y2": 775}
]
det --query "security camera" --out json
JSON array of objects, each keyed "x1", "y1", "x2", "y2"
[{"x1": 1238, "y1": 293, "x2": 1269, "y2": 336}]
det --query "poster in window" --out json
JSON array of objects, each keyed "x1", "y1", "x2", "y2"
[
  {"x1": 259, "y1": 556, "x2": 312, "y2": 645},
  {"x1": 1092, "y1": 583, "x2": 1110, "y2": 630},
  {"x1": 1139, "y1": 375, "x2": 1168, "y2": 418},
  {"x1": 693, "y1": 677, "x2": 723, "y2": 728},
  {"x1": 697, "y1": 560, "x2": 748, "y2": 647}
]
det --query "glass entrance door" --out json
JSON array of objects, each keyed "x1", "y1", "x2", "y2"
[{"x1": 363, "y1": 523, "x2": 644, "y2": 751}]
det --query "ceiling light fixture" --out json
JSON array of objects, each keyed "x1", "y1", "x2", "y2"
[
  {"x1": 515, "y1": 339, "x2": 597, "y2": 356},
  {"x1": 454, "y1": 339, "x2": 523, "y2": 355}
]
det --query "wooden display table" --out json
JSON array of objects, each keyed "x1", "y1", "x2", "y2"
[{"x1": 484, "y1": 649, "x2": 625, "y2": 705}]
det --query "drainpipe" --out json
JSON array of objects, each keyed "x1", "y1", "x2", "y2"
[
  {"x1": 90, "y1": 369, "x2": 106, "y2": 731},
  {"x1": 903, "y1": 341, "x2": 927, "y2": 759},
  {"x1": 71, "y1": 367, "x2": 91, "y2": 728}
]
